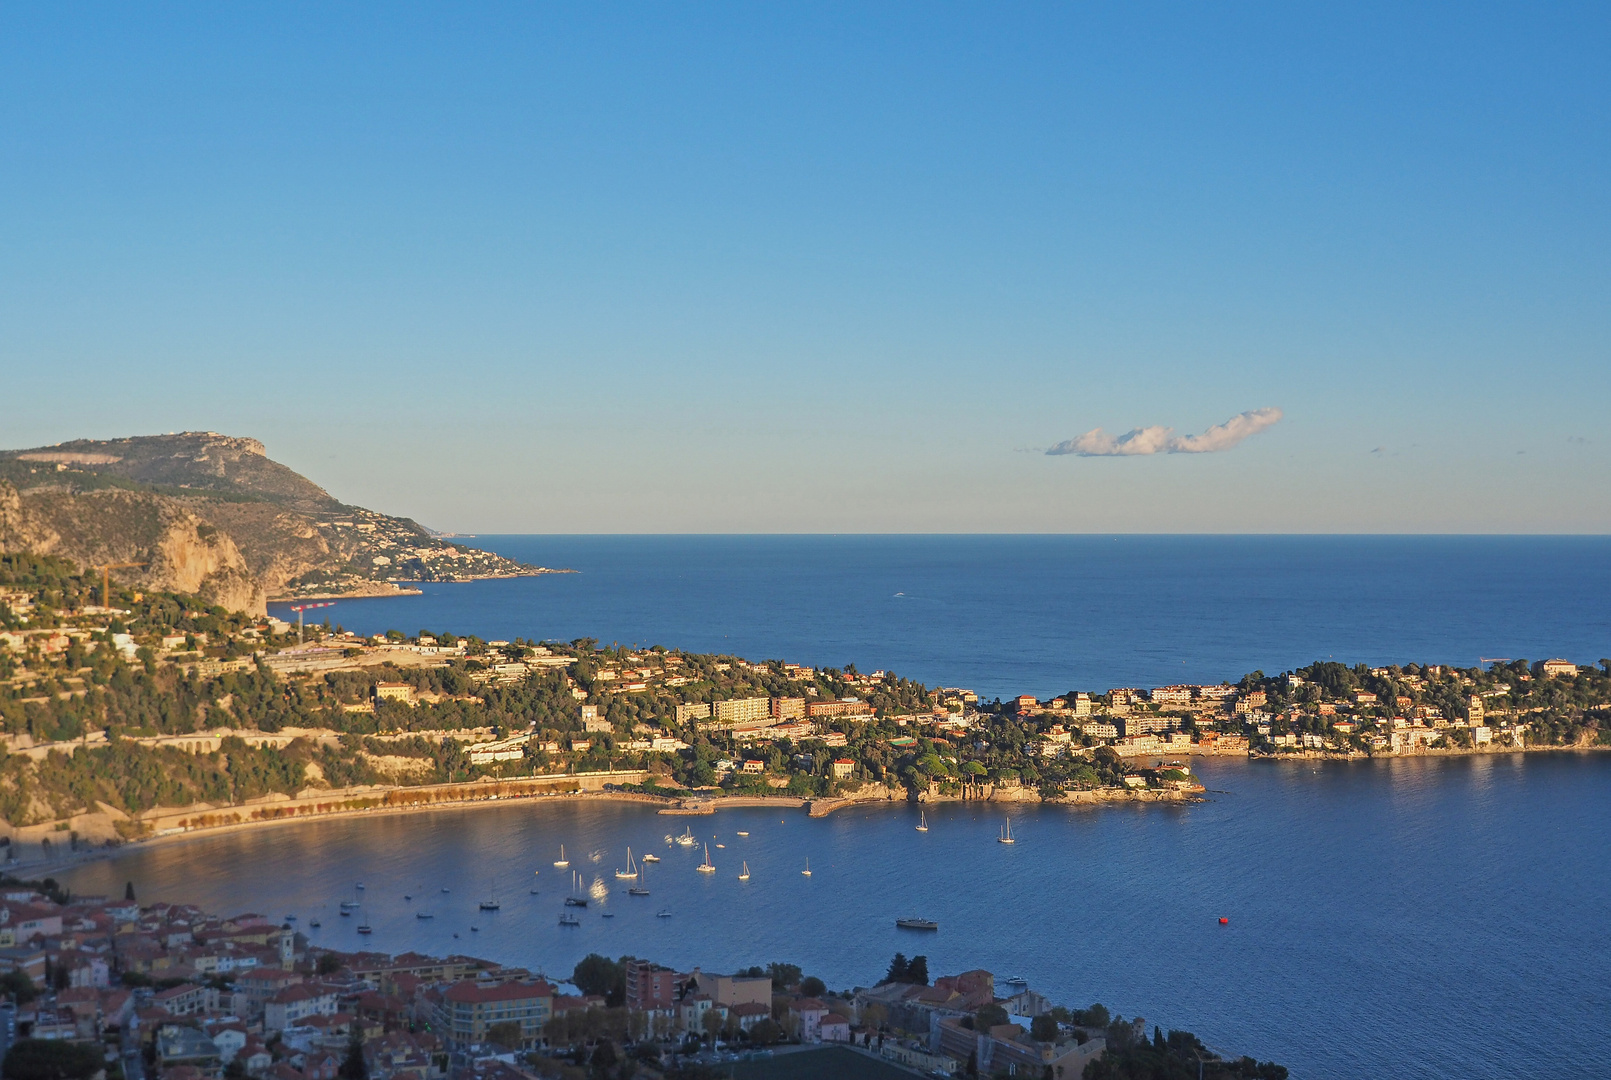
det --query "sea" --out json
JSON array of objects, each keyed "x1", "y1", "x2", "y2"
[{"x1": 65, "y1": 536, "x2": 1611, "y2": 1079}]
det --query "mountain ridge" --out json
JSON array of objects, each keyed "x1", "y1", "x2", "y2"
[{"x1": 0, "y1": 432, "x2": 551, "y2": 615}]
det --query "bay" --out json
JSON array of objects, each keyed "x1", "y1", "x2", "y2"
[
  {"x1": 85, "y1": 536, "x2": 1611, "y2": 1078},
  {"x1": 62, "y1": 753, "x2": 1611, "y2": 1080}
]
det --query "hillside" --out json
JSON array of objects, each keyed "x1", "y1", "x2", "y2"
[{"x1": 0, "y1": 432, "x2": 550, "y2": 615}]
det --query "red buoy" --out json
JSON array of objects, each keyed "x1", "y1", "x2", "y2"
[{"x1": 1219, "y1": 917, "x2": 1229, "y2": 925}]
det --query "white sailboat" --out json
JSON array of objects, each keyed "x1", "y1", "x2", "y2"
[
  {"x1": 998, "y1": 816, "x2": 1016, "y2": 844},
  {"x1": 801, "y1": 857, "x2": 812, "y2": 877},
  {"x1": 554, "y1": 845, "x2": 569, "y2": 868},
  {"x1": 696, "y1": 843, "x2": 716, "y2": 873},
  {"x1": 615, "y1": 848, "x2": 638, "y2": 880},
  {"x1": 916, "y1": 811, "x2": 928, "y2": 832},
  {"x1": 738, "y1": 861, "x2": 750, "y2": 882}
]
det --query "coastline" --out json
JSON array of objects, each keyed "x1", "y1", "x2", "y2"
[
  {"x1": 8, "y1": 777, "x2": 1204, "y2": 878},
  {"x1": 266, "y1": 567, "x2": 576, "y2": 604}
]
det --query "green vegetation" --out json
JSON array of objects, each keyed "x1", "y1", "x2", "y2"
[
  {"x1": 722, "y1": 1047, "x2": 916, "y2": 1080},
  {"x1": 1084, "y1": 1025, "x2": 1288, "y2": 1079},
  {"x1": 2, "y1": 553, "x2": 1606, "y2": 832},
  {"x1": 2, "y1": 1039, "x2": 104, "y2": 1080}
]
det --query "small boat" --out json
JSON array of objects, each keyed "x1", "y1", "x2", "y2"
[
  {"x1": 896, "y1": 918, "x2": 938, "y2": 931},
  {"x1": 441, "y1": 887, "x2": 451, "y2": 893},
  {"x1": 629, "y1": 885, "x2": 650, "y2": 896},
  {"x1": 565, "y1": 870, "x2": 588, "y2": 907},
  {"x1": 602, "y1": 911, "x2": 614, "y2": 918},
  {"x1": 470, "y1": 925, "x2": 479, "y2": 932},
  {"x1": 339, "y1": 909, "x2": 351, "y2": 917},
  {"x1": 615, "y1": 848, "x2": 639, "y2": 880},
  {"x1": 403, "y1": 895, "x2": 412, "y2": 901},
  {"x1": 339, "y1": 899, "x2": 361, "y2": 910},
  {"x1": 641, "y1": 853, "x2": 660, "y2": 863},
  {"x1": 656, "y1": 908, "x2": 672, "y2": 918},
  {"x1": 356, "y1": 883, "x2": 365, "y2": 890},
  {"x1": 309, "y1": 920, "x2": 321, "y2": 928},
  {"x1": 736, "y1": 831, "x2": 749, "y2": 837},
  {"x1": 998, "y1": 817, "x2": 1016, "y2": 845},
  {"x1": 916, "y1": 811, "x2": 928, "y2": 833},
  {"x1": 738, "y1": 861, "x2": 750, "y2": 882},
  {"x1": 416, "y1": 911, "x2": 434, "y2": 919},
  {"x1": 285, "y1": 914, "x2": 296, "y2": 921},
  {"x1": 589, "y1": 848, "x2": 606, "y2": 862},
  {"x1": 357, "y1": 924, "x2": 372, "y2": 934},
  {"x1": 529, "y1": 889, "x2": 540, "y2": 895},
  {"x1": 554, "y1": 845, "x2": 569, "y2": 869},
  {"x1": 559, "y1": 913, "x2": 580, "y2": 927},
  {"x1": 801, "y1": 858, "x2": 812, "y2": 877},
  {"x1": 675, "y1": 827, "x2": 697, "y2": 847},
  {"x1": 480, "y1": 878, "x2": 501, "y2": 911},
  {"x1": 696, "y1": 844, "x2": 716, "y2": 873}
]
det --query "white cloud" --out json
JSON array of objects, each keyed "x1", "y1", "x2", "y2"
[{"x1": 1047, "y1": 408, "x2": 1282, "y2": 457}]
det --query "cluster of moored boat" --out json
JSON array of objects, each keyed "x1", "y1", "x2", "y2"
[{"x1": 290, "y1": 812, "x2": 1025, "y2": 937}]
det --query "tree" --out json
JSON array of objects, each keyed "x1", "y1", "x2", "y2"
[
  {"x1": 317, "y1": 953, "x2": 344, "y2": 976},
  {"x1": 542, "y1": 1014, "x2": 571, "y2": 1048},
  {"x1": 339, "y1": 1030, "x2": 367, "y2": 1080},
  {"x1": 883, "y1": 953, "x2": 909, "y2": 984},
  {"x1": 975, "y1": 1004, "x2": 1009, "y2": 1032},
  {"x1": 798, "y1": 976, "x2": 825, "y2": 998},
  {"x1": 766, "y1": 962, "x2": 801, "y2": 989},
  {"x1": 124, "y1": 880, "x2": 136, "y2": 902},
  {"x1": 573, "y1": 953, "x2": 625, "y2": 1000},
  {"x1": 1030, "y1": 1015, "x2": 1060, "y2": 1042},
  {"x1": 1074, "y1": 1003, "x2": 1110, "y2": 1028},
  {"x1": 0, "y1": 969, "x2": 38, "y2": 1004},
  {"x1": 747, "y1": 1019, "x2": 783, "y2": 1046},
  {"x1": 700, "y1": 1009, "x2": 724, "y2": 1043},
  {"x1": 906, "y1": 955, "x2": 928, "y2": 985},
  {"x1": 485, "y1": 1021, "x2": 522, "y2": 1050},
  {"x1": 3, "y1": 1040, "x2": 104, "y2": 1080}
]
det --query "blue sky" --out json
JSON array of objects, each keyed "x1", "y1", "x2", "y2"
[{"x1": 2, "y1": 3, "x2": 1607, "y2": 532}]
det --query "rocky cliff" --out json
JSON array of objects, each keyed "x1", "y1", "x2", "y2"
[{"x1": 0, "y1": 432, "x2": 549, "y2": 615}]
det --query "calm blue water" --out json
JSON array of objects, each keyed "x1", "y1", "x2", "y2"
[
  {"x1": 166, "y1": 537, "x2": 1611, "y2": 1076},
  {"x1": 273, "y1": 535, "x2": 1611, "y2": 699},
  {"x1": 62, "y1": 754, "x2": 1611, "y2": 1080}
]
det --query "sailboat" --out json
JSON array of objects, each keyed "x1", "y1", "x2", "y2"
[
  {"x1": 559, "y1": 912, "x2": 580, "y2": 927},
  {"x1": 554, "y1": 845, "x2": 569, "y2": 868},
  {"x1": 998, "y1": 816, "x2": 1016, "y2": 844},
  {"x1": 916, "y1": 811, "x2": 929, "y2": 832},
  {"x1": 479, "y1": 878, "x2": 501, "y2": 911},
  {"x1": 696, "y1": 844, "x2": 716, "y2": 873},
  {"x1": 738, "y1": 861, "x2": 750, "y2": 882},
  {"x1": 615, "y1": 848, "x2": 639, "y2": 880},
  {"x1": 629, "y1": 860, "x2": 651, "y2": 897},
  {"x1": 564, "y1": 870, "x2": 588, "y2": 907},
  {"x1": 356, "y1": 907, "x2": 372, "y2": 934},
  {"x1": 675, "y1": 827, "x2": 698, "y2": 847},
  {"x1": 801, "y1": 858, "x2": 812, "y2": 877}
]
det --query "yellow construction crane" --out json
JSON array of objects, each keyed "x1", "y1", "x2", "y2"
[{"x1": 97, "y1": 562, "x2": 147, "y2": 609}]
